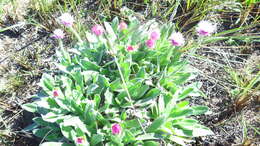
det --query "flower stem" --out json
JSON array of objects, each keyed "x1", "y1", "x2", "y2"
[
  {"x1": 105, "y1": 36, "x2": 146, "y2": 134},
  {"x1": 69, "y1": 26, "x2": 83, "y2": 44},
  {"x1": 113, "y1": 56, "x2": 147, "y2": 134}
]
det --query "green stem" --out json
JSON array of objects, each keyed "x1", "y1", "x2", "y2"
[
  {"x1": 105, "y1": 36, "x2": 146, "y2": 134},
  {"x1": 69, "y1": 26, "x2": 83, "y2": 44},
  {"x1": 113, "y1": 56, "x2": 147, "y2": 134}
]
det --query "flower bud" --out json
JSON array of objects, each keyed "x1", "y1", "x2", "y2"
[
  {"x1": 146, "y1": 39, "x2": 155, "y2": 48},
  {"x1": 119, "y1": 21, "x2": 127, "y2": 30},
  {"x1": 75, "y1": 137, "x2": 84, "y2": 144},
  {"x1": 170, "y1": 32, "x2": 185, "y2": 46},
  {"x1": 126, "y1": 45, "x2": 135, "y2": 52},
  {"x1": 59, "y1": 13, "x2": 74, "y2": 27},
  {"x1": 52, "y1": 29, "x2": 65, "y2": 39},
  {"x1": 91, "y1": 24, "x2": 104, "y2": 36},
  {"x1": 53, "y1": 90, "x2": 59, "y2": 97},
  {"x1": 112, "y1": 124, "x2": 121, "y2": 135},
  {"x1": 196, "y1": 21, "x2": 216, "y2": 36}
]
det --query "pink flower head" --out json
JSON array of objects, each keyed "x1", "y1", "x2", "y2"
[
  {"x1": 196, "y1": 21, "x2": 216, "y2": 36},
  {"x1": 91, "y1": 24, "x2": 104, "y2": 36},
  {"x1": 76, "y1": 137, "x2": 84, "y2": 144},
  {"x1": 146, "y1": 39, "x2": 156, "y2": 48},
  {"x1": 170, "y1": 32, "x2": 185, "y2": 46},
  {"x1": 126, "y1": 45, "x2": 136, "y2": 52},
  {"x1": 119, "y1": 21, "x2": 127, "y2": 30},
  {"x1": 112, "y1": 124, "x2": 121, "y2": 135},
  {"x1": 150, "y1": 30, "x2": 160, "y2": 40},
  {"x1": 53, "y1": 90, "x2": 59, "y2": 97},
  {"x1": 59, "y1": 13, "x2": 74, "y2": 27},
  {"x1": 52, "y1": 29, "x2": 65, "y2": 39}
]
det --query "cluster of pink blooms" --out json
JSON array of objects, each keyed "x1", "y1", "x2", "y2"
[
  {"x1": 146, "y1": 29, "x2": 160, "y2": 49},
  {"x1": 52, "y1": 13, "x2": 216, "y2": 50}
]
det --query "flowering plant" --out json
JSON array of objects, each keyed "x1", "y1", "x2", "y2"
[{"x1": 22, "y1": 14, "x2": 215, "y2": 146}]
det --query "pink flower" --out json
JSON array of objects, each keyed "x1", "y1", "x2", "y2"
[
  {"x1": 76, "y1": 137, "x2": 84, "y2": 144},
  {"x1": 52, "y1": 29, "x2": 65, "y2": 39},
  {"x1": 53, "y1": 90, "x2": 59, "y2": 97},
  {"x1": 126, "y1": 45, "x2": 136, "y2": 52},
  {"x1": 91, "y1": 24, "x2": 104, "y2": 36},
  {"x1": 119, "y1": 21, "x2": 127, "y2": 30},
  {"x1": 170, "y1": 32, "x2": 185, "y2": 46},
  {"x1": 146, "y1": 39, "x2": 156, "y2": 48},
  {"x1": 59, "y1": 13, "x2": 74, "y2": 27},
  {"x1": 150, "y1": 30, "x2": 160, "y2": 40},
  {"x1": 196, "y1": 21, "x2": 216, "y2": 36},
  {"x1": 112, "y1": 124, "x2": 121, "y2": 135}
]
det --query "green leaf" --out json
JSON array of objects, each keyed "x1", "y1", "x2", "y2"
[
  {"x1": 62, "y1": 116, "x2": 91, "y2": 136},
  {"x1": 97, "y1": 75, "x2": 110, "y2": 88},
  {"x1": 131, "y1": 84, "x2": 149, "y2": 100},
  {"x1": 104, "y1": 89, "x2": 113, "y2": 107},
  {"x1": 121, "y1": 61, "x2": 131, "y2": 81},
  {"x1": 40, "y1": 142, "x2": 73, "y2": 146},
  {"x1": 42, "y1": 112, "x2": 65, "y2": 123},
  {"x1": 110, "y1": 79, "x2": 122, "y2": 91},
  {"x1": 178, "y1": 87, "x2": 194, "y2": 100},
  {"x1": 144, "y1": 88, "x2": 161, "y2": 99},
  {"x1": 146, "y1": 116, "x2": 166, "y2": 133},
  {"x1": 192, "y1": 125, "x2": 214, "y2": 136},
  {"x1": 136, "y1": 67, "x2": 146, "y2": 78},
  {"x1": 91, "y1": 134, "x2": 104, "y2": 145},
  {"x1": 60, "y1": 124, "x2": 76, "y2": 141},
  {"x1": 136, "y1": 133, "x2": 160, "y2": 141},
  {"x1": 143, "y1": 141, "x2": 160, "y2": 146},
  {"x1": 33, "y1": 127, "x2": 61, "y2": 141},
  {"x1": 111, "y1": 17, "x2": 119, "y2": 31},
  {"x1": 123, "y1": 119, "x2": 142, "y2": 129},
  {"x1": 135, "y1": 88, "x2": 160, "y2": 107},
  {"x1": 104, "y1": 21, "x2": 117, "y2": 42},
  {"x1": 191, "y1": 106, "x2": 209, "y2": 115},
  {"x1": 172, "y1": 73, "x2": 191, "y2": 85},
  {"x1": 123, "y1": 129, "x2": 136, "y2": 143},
  {"x1": 22, "y1": 103, "x2": 37, "y2": 113},
  {"x1": 79, "y1": 58, "x2": 100, "y2": 71},
  {"x1": 94, "y1": 94, "x2": 101, "y2": 109},
  {"x1": 170, "y1": 108, "x2": 193, "y2": 118},
  {"x1": 33, "y1": 117, "x2": 59, "y2": 130},
  {"x1": 86, "y1": 84, "x2": 99, "y2": 95},
  {"x1": 39, "y1": 74, "x2": 55, "y2": 92}
]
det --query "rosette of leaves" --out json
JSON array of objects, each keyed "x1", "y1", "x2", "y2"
[{"x1": 22, "y1": 17, "x2": 213, "y2": 146}]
